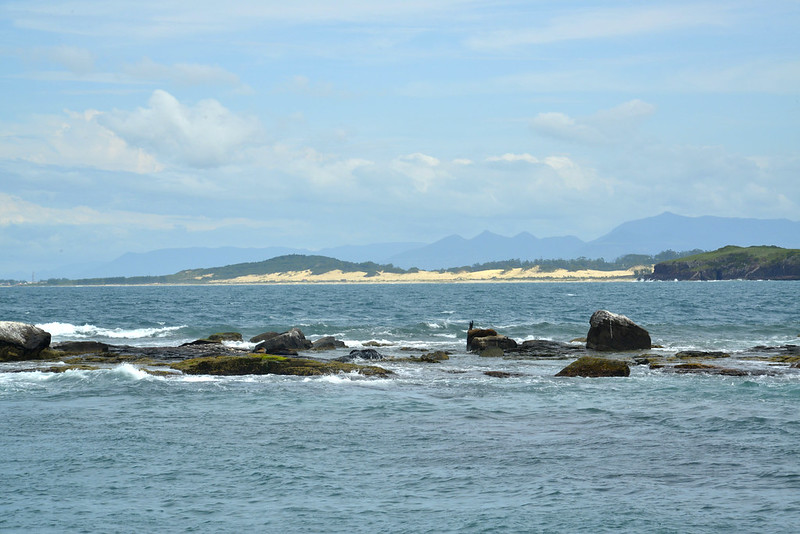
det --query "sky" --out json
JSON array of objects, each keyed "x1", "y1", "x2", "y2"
[{"x1": 1, "y1": 0, "x2": 798, "y2": 278}]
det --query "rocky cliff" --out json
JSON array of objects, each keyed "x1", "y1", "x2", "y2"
[{"x1": 650, "y1": 246, "x2": 800, "y2": 281}]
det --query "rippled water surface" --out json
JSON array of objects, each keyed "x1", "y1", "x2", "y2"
[{"x1": 2, "y1": 282, "x2": 799, "y2": 532}]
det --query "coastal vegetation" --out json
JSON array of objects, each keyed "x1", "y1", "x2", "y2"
[
  {"x1": 35, "y1": 250, "x2": 702, "y2": 286},
  {"x1": 650, "y1": 245, "x2": 800, "y2": 280}
]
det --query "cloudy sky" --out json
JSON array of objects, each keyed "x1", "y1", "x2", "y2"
[{"x1": 1, "y1": 1, "x2": 798, "y2": 277}]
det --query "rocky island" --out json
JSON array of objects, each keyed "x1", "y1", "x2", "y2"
[{"x1": 650, "y1": 245, "x2": 800, "y2": 281}]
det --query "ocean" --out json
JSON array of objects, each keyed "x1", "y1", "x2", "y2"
[{"x1": 1, "y1": 282, "x2": 799, "y2": 533}]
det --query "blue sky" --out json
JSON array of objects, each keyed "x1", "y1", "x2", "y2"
[{"x1": 1, "y1": 1, "x2": 798, "y2": 277}]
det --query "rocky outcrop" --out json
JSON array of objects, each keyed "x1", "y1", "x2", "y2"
[
  {"x1": 650, "y1": 246, "x2": 800, "y2": 280},
  {"x1": 514, "y1": 339, "x2": 586, "y2": 358},
  {"x1": 336, "y1": 348, "x2": 385, "y2": 362},
  {"x1": 182, "y1": 332, "x2": 243, "y2": 346},
  {"x1": 311, "y1": 336, "x2": 346, "y2": 351},
  {"x1": 555, "y1": 356, "x2": 630, "y2": 377},
  {"x1": 0, "y1": 321, "x2": 51, "y2": 361},
  {"x1": 467, "y1": 328, "x2": 497, "y2": 350},
  {"x1": 586, "y1": 310, "x2": 651, "y2": 351},
  {"x1": 52, "y1": 341, "x2": 109, "y2": 354},
  {"x1": 254, "y1": 328, "x2": 313, "y2": 354},
  {"x1": 170, "y1": 354, "x2": 391, "y2": 377},
  {"x1": 250, "y1": 331, "x2": 280, "y2": 343},
  {"x1": 467, "y1": 327, "x2": 518, "y2": 353}
]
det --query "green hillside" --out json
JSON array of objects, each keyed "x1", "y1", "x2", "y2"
[
  {"x1": 651, "y1": 246, "x2": 800, "y2": 280},
  {"x1": 38, "y1": 249, "x2": 702, "y2": 285}
]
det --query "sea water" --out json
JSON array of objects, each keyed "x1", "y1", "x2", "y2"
[{"x1": 1, "y1": 282, "x2": 799, "y2": 532}]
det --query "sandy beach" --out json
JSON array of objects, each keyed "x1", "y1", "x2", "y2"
[{"x1": 207, "y1": 266, "x2": 649, "y2": 284}]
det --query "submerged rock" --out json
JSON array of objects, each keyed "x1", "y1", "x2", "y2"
[
  {"x1": 484, "y1": 370, "x2": 524, "y2": 378},
  {"x1": 555, "y1": 356, "x2": 630, "y2": 377},
  {"x1": 479, "y1": 347, "x2": 504, "y2": 358},
  {"x1": 669, "y1": 363, "x2": 754, "y2": 376},
  {"x1": 675, "y1": 350, "x2": 730, "y2": 359},
  {"x1": 0, "y1": 321, "x2": 51, "y2": 361},
  {"x1": 586, "y1": 310, "x2": 651, "y2": 351}
]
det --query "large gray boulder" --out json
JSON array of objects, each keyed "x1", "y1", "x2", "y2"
[
  {"x1": 255, "y1": 328, "x2": 313, "y2": 354},
  {"x1": 0, "y1": 321, "x2": 51, "y2": 361},
  {"x1": 586, "y1": 310, "x2": 651, "y2": 351}
]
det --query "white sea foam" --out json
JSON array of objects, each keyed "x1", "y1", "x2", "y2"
[
  {"x1": 109, "y1": 363, "x2": 151, "y2": 380},
  {"x1": 306, "y1": 373, "x2": 354, "y2": 384},
  {"x1": 223, "y1": 340, "x2": 257, "y2": 350},
  {"x1": 36, "y1": 322, "x2": 186, "y2": 340}
]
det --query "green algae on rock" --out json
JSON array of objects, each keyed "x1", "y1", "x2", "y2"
[
  {"x1": 170, "y1": 354, "x2": 392, "y2": 377},
  {"x1": 555, "y1": 356, "x2": 630, "y2": 377}
]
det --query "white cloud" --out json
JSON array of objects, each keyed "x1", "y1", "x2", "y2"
[
  {"x1": 100, "y1": 90, "x2": 262, "y2": 168},
  {"x1": 0, "y1": 109, "x2": 162, "y2": 174},
  {"x1": 30, "y1": 45, "x2": 95, "y2": 74},
  {"x1": 483, "y1": 152, "x2": 597, "y2": 192},
  {"x1": 390, "y1": 152, "x2": 447, "y2": 192},
  {"x1": 531, "y1": 99, "x2": 655, "y2": 144},
  {"x1": 0, "y1": 192, "x2": 274, "y2": 232},
  {"x1": 486, "y1": 153, "x2": 539, "y2": 164},
  {"x1": 124, "y1": 58, "x2": 252, "y2": 92},
  {"x1": 3, "y1": 0, "x2": 477, "y2": 38},
  {"x1": 466, "y1": 4, "x2": 728, "y2": 49}
]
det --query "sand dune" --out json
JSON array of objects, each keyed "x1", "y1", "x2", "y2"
[{"x1": 207, "y1": 266, "x2": 649, "y2": 284}]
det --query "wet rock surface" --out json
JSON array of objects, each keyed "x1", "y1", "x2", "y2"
[
  {"x1": 586, "y1": 310, "x2": 651, "y2": 351},
  {"x1": 336, "y1": 348, "x2": 386, "y2": 362},
  {"x1": 0, "y1": 321, "x2": 51, "y2": 361}
]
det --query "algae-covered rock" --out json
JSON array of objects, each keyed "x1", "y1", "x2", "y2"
[
  {"x1": 420, "y1": 351, "x2": 449, "y2": 362},
  {"x1": 555, "y1": 356, "x2": 630, "y2": 377},
  {"x1": 675, "y1": 350, "x2": 730, "y2": 359},
  {"x1": 0, "y1": 321, "x2": 51, "y2": 361},
  {"x1": 671, "y1": 363, "x2": 749, "y2": 376},
  {"x1": 586, "y1": 310, "x2": 650, "y2": 351},
  {"x1": 170, "y1": 354, "x2": 391, "y2": 377}
]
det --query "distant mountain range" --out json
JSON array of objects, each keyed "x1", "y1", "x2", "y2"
[{"x1": 42, "y1": 212, "x2": 800, "y2": 279}]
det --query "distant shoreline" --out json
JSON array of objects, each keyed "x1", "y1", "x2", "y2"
[{"x1": 10, "y1": 266, "x2": 649, "y2": 287}]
